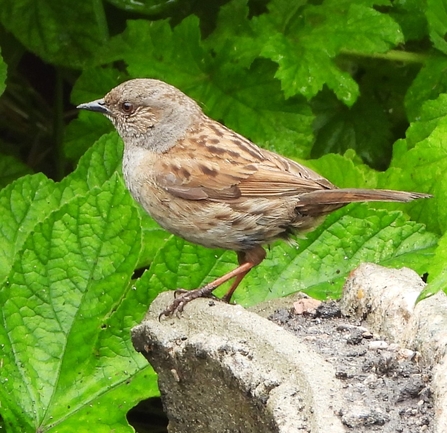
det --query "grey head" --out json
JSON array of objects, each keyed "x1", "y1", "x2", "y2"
[{"x1": 77, "y1": 78, "x2": 202, "y2": 153}]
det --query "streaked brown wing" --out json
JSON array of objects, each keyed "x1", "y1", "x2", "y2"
[
  {"x1": 154, "y1": 117, "x2": 334, "y2": 201},
  {"x1": 154, "y1": 157, "x2": 255, "y2": 200}
]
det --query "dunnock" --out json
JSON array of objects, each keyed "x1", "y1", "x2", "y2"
[{"x1": 78, "y1": 79, "x2": 430, "y2": 316}]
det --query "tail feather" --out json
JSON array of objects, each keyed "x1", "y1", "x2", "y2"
[{"x1": 298, "y1": 188, "x2": 431, "y2": 205}]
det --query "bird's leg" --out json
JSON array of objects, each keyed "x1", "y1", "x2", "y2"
[
  {"x1": 160, "y1": 245, "x2": 266, "y2": 318},
  {"x1": 221, "y1": 249, "x2": 265, "y2": 302}
]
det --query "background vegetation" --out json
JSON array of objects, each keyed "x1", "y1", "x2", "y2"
[{"x1": 0, "y1": 0, "x2": 446, "y2": 431}]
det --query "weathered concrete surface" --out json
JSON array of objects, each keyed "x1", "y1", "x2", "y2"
[
  {"x1": 340, "y1": 263, "x2": 424, "y2": 342},
  {"x1": 131, "y1": 264, "x2": 447, "y2": 432},
  {"x1": 340, "y1": 263, "x2": 447, "y2": 433},
  {"x1": 132, "y1": 292, "x2": 345, "y2": 433}
]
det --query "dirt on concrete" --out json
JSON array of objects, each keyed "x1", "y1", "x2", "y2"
[{"x1": 268, "y1": 301, "x2": 434, "y2": 433}]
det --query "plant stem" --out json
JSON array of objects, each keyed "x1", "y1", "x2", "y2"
[{"x1": 341, "y1": 49, "x2": 427, "y2": 64}]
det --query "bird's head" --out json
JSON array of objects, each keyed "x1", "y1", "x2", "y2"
[{"x1": 77, "y1": 78, "x2": 201, "y2": 152}]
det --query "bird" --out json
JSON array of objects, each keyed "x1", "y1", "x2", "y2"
[{"x1": 77, "y1": 78, "x2": 431, "y2": 317}]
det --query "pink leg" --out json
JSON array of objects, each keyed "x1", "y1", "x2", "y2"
[{"x1": 160, "y1": 245, "x2": 266, "y2": 317}]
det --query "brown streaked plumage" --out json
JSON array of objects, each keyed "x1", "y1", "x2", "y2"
[{"x1": 78, "y1": 78, "x2": 431, "y2": 317}]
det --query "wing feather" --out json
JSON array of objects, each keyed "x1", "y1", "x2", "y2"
[{"x1": 154, "y1": 117, "x2": 334, "y2": 201}]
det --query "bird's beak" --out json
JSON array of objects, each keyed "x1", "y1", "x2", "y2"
[{"x1": 77, "y1": 99, "x2": 110, "y2": 115}]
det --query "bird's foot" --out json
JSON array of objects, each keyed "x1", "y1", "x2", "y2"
[{"x1": 159, "y1": 286, "x2": 221, "y2": 319}]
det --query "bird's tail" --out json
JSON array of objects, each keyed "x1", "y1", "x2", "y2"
[{"x1": 298, "y1": 188, "x2": 431, "y2": 205}]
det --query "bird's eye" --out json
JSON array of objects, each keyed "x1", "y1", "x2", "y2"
[{"x1": 121, "y1": 102, "x2": 134, "y2": 113}]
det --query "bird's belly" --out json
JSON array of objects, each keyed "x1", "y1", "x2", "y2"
[
  {"x1": 133, "y1": 181, "x2": 299, "y2": 251},
  {"x1": 142, "y1": 194, "x2": 260, "y2": 250}
]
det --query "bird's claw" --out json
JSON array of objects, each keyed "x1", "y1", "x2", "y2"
[
  {"x1": 159, "y1": 287, "x2": 220, "y2": 320},
  {"x1": 173, "y1": 288, "x2": 189, "y2": 298},
  {"x1": 158, "y1": 289, "x2": 199, "y2": 320}
]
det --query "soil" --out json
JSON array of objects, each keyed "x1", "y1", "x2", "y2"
[{"x1": 268, "y1": 301, "x2": 434, "y2": 433}]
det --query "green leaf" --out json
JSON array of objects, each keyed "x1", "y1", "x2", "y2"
[
  {"x1": 419, "y1": 268, "x2": 447, "y2": 301},
  {"x1": 204, "y1": 0, "x2": 257, "y2": 67},
  {"x1": 65, "y1": 132, "x2": 123, "y2": 193},
  {"x1": 142, "y1": 235, "x2": 237, "y2": 299},
  {"x1": 0, "y1": 133, "x2": 123, "y2": 285},
  {"x1": 311, "y1": 89, "x2": 392, "y2": 169},
  {"x1": 63, "y1": 111, "x2": 113, "y2": 161},
  {"x1": 99, "y1": 18, "x2": 208, "y2": 83},
  {"x1": 405, "y1": 54, "x2": 447, "y2": 121},
  {"x1": 381, "y1": 94, "x2": 447, "y2": 234},
  {"x1": 390, "y1": 0, "x2": 428, "y2": 41},
  {"x1": 0, "y1": 173, "x2": 58, "y2": 283},
  {"x1": 137, "y1": 206, "x2": 170, "y2": 268},
  {"x1": 0, "y1": 174, "x2": 157, "y2": 432},
  {"x1": 0, "y1": 0, "x2": 108, "y2": 68},
  {"x1": 419, "y1": 229, "x2": 447, "y2": 299},
  {"x1": 64, "y1": 67, "x2": 124, "y2": 161},
  {"x1": 0, "y1": 153, "x2": 33, "y2": 188},
  {"x1": 70, "y1": 67, "x2": 126, "y2": 106},
  {"x1": 256, "y1": 0, "x2": 403, "y2": 104},
  {"x1": 405, "y1": 94, "x2": 447, "y2": 147},
  {"x1": 305, "y1": 150, "x2": 380, "y2": 189},
  {"x1": 426, "y1": 0, "x2": 447, "y2": 55}
]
